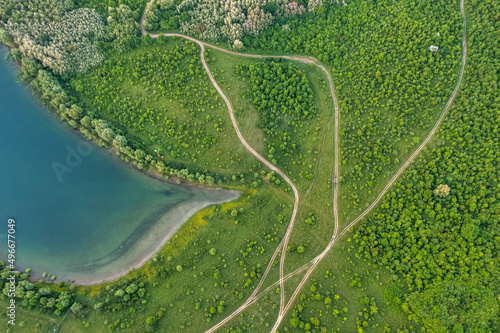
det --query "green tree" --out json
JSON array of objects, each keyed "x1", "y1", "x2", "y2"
[
  {"x1": 408, "y1": 281, "x2": 498, "y2": 332},
  {"x1": 70, "y1": 302, "x2": 83, "y2": 314},
  {"x1": 146, "y1": 316, "x2": 158, "y2": 325}
]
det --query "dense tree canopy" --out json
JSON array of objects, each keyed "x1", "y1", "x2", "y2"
[
  {"x1": 236, "y1": 60, "x2": 316, "y2": 168},
  {"x1": 348, "y1": 1, "x2": 500, "y2": 331}
]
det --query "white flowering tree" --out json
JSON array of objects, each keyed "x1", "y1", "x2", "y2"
[
  {"x1": 143, "y1": 2, "x2": 160, "y2": 31},
  {"x1": 434, "y1": 184, "x2": 450, "y2": 197},
  {"x1": 284, "y1": 2, "x2": 306, "y2": 16},
  {"x1": 242, "y1": 5, "x2": 273, "y2": 36},
  {"x1": 233, "y1": 39, "x2": 244, "y2": 50},
  {"x1": 6, "y1": 3, "x2": 104, "y2": 75},
  {"x1": 308, "y1": 0, "x2": 323, "y2": 12},
  {"x1": 429, "y1": 45, "x2": 439, "y2": 53},
  {"x1": 176, "y1": 0, "x2": 288, "y2": 41}
]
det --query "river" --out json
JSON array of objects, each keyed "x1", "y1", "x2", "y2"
[{"x1": 0, "y1": 46, "x2": 238, "y2": 284}]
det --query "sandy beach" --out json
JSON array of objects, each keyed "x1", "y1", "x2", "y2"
[
  {"x1": 25, "y1": 187, "x2": 239, "y2": 286},
  {"x1": 69, "y1": 188, "x2": 240, "y2": 286}
]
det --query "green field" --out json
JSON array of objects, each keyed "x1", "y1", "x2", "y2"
[
  {"x1": 71, "y1": 38, "x2": 261, "y2": 181},
  {"x1": 207, "y1": 48, "x2": 338, "y2": 275}
]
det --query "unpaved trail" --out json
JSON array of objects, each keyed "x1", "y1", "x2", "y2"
[
  {"x1": 268, "y1": 0, "x2": 468, "y2": 330},
  {"x1": 140, "y1": 21, "x2": 341, "y2": 325},
  {"x1": 140, "y1": 0, "x2": 467, "y2": 329}
]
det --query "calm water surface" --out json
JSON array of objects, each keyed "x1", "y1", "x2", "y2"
[{"x1": 0, "y1": 47, "x2": 238, "y2": 283}]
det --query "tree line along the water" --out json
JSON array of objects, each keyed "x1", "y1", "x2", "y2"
[
  {"x1": 1, "y1": 1, "x2": 296, "y2": 331},
  {"x1": 71, "y1": 38, "x2": 267, "y2": 185}
]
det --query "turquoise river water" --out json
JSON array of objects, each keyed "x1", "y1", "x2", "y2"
[{"x1": 0, "y1": 46, "x2": 238, "y2": 284}]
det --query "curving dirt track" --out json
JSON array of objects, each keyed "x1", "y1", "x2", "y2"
[
  {"x1": 141, "y1": 25, "x2": 341, "y2": 327},
  {"x1": 140, "y1": 0, "x2": 467, "y2": 330}
]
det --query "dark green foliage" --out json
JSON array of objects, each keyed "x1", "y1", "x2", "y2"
[
  {"x1": 0, "y1": 263, "x2": 80, "y2": 315},
  {"x1": 101, "y1": 4, "x2": 142, "y2": 54},
  {"x1": 252, "y1": 0, "x2": 463, "y2": 222},
  {"x1": 262, "y1": 1, "x2": 279, "y2": 14},
  {"x1": 408, "y1": 281, "x2": 498, "y2": 332},
  {"x1": 1, "y1": 0, "x2": 499, "y2": 331},
  {"x1": 0, "y1": 27, "x2": 14, "y2": 46},
  {"x1": 93, "y1": 279, "x2": 148, "y2": 313},
  {"x1": 237, "y1": 61, "x2": 315, "y2": 128},
  {"x1": 351, "y1": 0, "x2": 500, "y2": 331},
  {"x1": 235, "y1": 60, "x2": 316, "y2": 168},
  {"x1": 146, "y1": 0, "x2": 182, "y2": 32}
]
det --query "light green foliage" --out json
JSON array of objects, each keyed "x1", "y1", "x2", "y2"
[
  {"x1": 106, "y1": 187, "x2": 290, "y2": 332},
  {"x1": 208, "y1": 49, "x2": 337, "y2": 273},
  {"x1": 74, "y1": 39, "x2": 258, "y2": 182},
  {"x1": 70, "y1": 302, "x2": 83, "y2": 314},
  {"x1": 2, "y1": 0, "x2": 499, "y2": 331},
  {"x1": 146, "y1": 315, "x2": 158, "y2": 325}
]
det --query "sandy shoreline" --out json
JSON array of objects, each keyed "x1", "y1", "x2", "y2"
[
  {"x1": 71, "y1": 189, "x2": 239, "y2": 286},
  {"x1": 1, "y1": 43, "x2": 243, "y2": 287},
  {"x1": 26, "y1": 188, "x2": 240, "y2": 286}
]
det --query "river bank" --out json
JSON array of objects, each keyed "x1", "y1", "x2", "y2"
[
  {"x1": 0, "y1": 44, "x2": 241, "y2": 286},
  {"x1": 29, "y1": 188, "x2": 239, "y2": 286}
]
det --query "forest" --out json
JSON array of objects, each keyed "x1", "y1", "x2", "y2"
[
  {"x1": 1, "y1": 0, "x2": 499, "y2": 332},
  {"x1": 247, "y1": 0, "x2": 465, "y2": 227}
]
